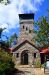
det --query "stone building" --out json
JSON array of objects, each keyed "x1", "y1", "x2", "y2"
[{"x1": 12, "y1": 14, "x2": 40, "y2": 66}]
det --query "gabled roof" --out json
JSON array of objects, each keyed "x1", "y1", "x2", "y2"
[{"x1": 9, "y1": 40, "x2": 39, "y2": 52}]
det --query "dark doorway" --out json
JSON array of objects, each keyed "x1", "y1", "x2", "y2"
[
  {"x1": 21, "y1": 51, "x2": 28, "y2": 65},
  {"x1": 40, "y1": 53, "x2": 45, "y2": 64},
  {"x1": 24, "y1": 53, "x2": 28, "y2": 64}
]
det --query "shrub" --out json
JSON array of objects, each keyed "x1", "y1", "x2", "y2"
[
  {"x1": 0, "y1": 49, "x2": 15, "y2": 75},
  {"x1": 34, "y1": 58, "x2": 41, "y2": 68}
]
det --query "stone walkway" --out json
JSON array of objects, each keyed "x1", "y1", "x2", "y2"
[
  {"x1": 34, "y1": 68, "x2": 49, "y2": 75},
  {"x1": 14, "y1": 65, "x2": 49, "y2": 75},
  {"x1": 15, "y1": 65, "x2": 35, "y2": 75}
]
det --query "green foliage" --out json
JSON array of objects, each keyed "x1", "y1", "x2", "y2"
[
  {"x1": 34, "y1": 58, "x2": 41, "y2": 68},
  {"x1": 0, "y1": 28, "x2": 6, "y2": 38},
  {"x1": 9, "y1": 33, "x2": 18, "y2": 45},
  {"x1": 0, "y1": 41, "x2": 9, "y2": 50},
  {"x1": 0, "y1": 49, "x2": 12, "y2": 62},
  {"x1": 0, "y1": 28, "x2": 10, "y2": 49},
  {"x1": 0, "y1": 49, "x2": 15, "y2": 75},
  {"x1": 0, "y1": 0, "x2": 10, "y2": 5},
  {"x1": 0, "y1": 0, "x2": 3, "y2": 2},
  {"x1": 34, "y1": 15, "x2": 49, "y2": 48},
  {"x1": 0, "y1": 61, "x2": 15, "y2": 75}
]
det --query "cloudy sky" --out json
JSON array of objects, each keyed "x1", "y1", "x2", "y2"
[{"x1": 0, "y1": 0, "x2": 49, "y2": 40}]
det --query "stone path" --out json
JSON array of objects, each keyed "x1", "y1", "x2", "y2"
[{"x1": 15, "y1": 65, "x2": 35, "y2": 75}]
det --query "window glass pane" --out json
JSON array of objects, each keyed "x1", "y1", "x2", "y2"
[
  {"x1": 23, "y1": 26, "x2": 24, "y2": 29},
  {"x1": 34, "y1": 53, "x2": 36, "y2": 58},
  {"x1": 26, "y1": 27, "x2": 28, "y2": 31},
  {"x1": 16, "y1": 53, "x2": 19, "y2": 57},
  {"x1": 29, "y1": 30, "x2": 31, "y2": 33}
]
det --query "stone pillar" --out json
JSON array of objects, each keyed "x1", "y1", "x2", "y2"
[{"x1": 29, "y1": 52, "x2": 33, "y2": 66}]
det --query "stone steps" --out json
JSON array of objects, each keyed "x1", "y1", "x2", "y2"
[
  {"x1": 15, "y1": 65, "x2": 35, "y2": 75},
  {"x1": 15, "y1": 65, "x2": 33, "y2": 68}
]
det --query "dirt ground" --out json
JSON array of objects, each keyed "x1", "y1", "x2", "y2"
[
  {"x1": 15, "y1": 65, "x2": 49, "y2": 75},
  {"x1": 35, "y1": 68, "x2": 49, "y2": 75}
]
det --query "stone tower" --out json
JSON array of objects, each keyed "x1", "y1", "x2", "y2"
[
  {"x1": 12, "y1": 14, "x2": 40, "y2": 67},
  {"x1": 18, "y1": 14, "x2": 34, "y2": 42}
]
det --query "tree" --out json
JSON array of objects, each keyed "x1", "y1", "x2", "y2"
[
  {"x1": 9, "y1": 33, "x2": 18, "y2": 47},
  {"x1": 0, "y1": 28, "x2": 16, "y2": 75},
  {"x1": 34, "y1": 15, "x2": 49, "y2": 48},
  {"x1": 0, "y1": 0, "x2": 3, "y2": 2},
  {"x1": 0, "y1": 0, "x2": 10, "y2": 5},
  {"x1": 0, "y1": 28, "x2": 6, "y2": 38},
  {"x1": 0, "y1": 49, "x2": 15, "y2": 75},
  {"x1": 0, "y1": 28, "x2": 9, "y2": 50}
]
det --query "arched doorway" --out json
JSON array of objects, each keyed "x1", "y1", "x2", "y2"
[{"x1": 21, "y1": 50, "x2": 28, "y2": 65}]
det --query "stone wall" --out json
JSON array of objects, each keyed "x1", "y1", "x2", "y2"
[
  {"x1": 18, "y1": 19, "x2": 35, "y2": 43},
  {"x1": 13, "y1": 43, "x2": 40, "y2": 66}
]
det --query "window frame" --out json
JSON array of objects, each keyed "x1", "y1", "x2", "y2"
[{"x1": 16, "y1": 53, "x2": 19, "y2": 58}]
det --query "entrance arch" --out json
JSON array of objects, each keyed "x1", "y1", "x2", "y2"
[{"x1": 21, "y1": 50, "x2": 28, "y2": 65}]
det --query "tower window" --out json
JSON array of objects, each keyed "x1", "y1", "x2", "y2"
[
  {"x1": 23, "y1": 26, "x2": 24, "y2": 29},
  {"x1": 29, "y1": 30, "x2": 32, "y2": 33},
  {"x1": 34, "y1": 53, "x2": 36, "y2": 58},
  {"x1": 26, "y1": 27, "x2": 28, "y2": 31}
]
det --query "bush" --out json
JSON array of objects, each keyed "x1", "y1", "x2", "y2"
[
  {"x1": 34, "y1": 58, "x2": 41, "y2": 68},
  {"x1": 0, "y1": 49, "x2": 15, "y2": 75}
]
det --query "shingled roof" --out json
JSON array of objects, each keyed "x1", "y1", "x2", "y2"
[
  {"x1": 9, "y1": 39, "x2": 39, "y2": 52},
  {"x1": 40, "y1": 47, "x2": 49, "y2": 54},
  {"x1": 19, "y1": 13, "x2": 34, "y2": 20}
]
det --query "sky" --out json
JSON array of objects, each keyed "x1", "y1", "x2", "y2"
[{"x1": 0, "y1": 0, "x2": 49, "y2": 40}]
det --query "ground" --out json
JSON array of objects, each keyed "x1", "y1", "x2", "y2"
[
  {"x1": 15, "y1": 65, "x2": 49, "y2": 75},
  {"x1": 35, "y1": 68, "x2": 49, "y2": 75}
]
